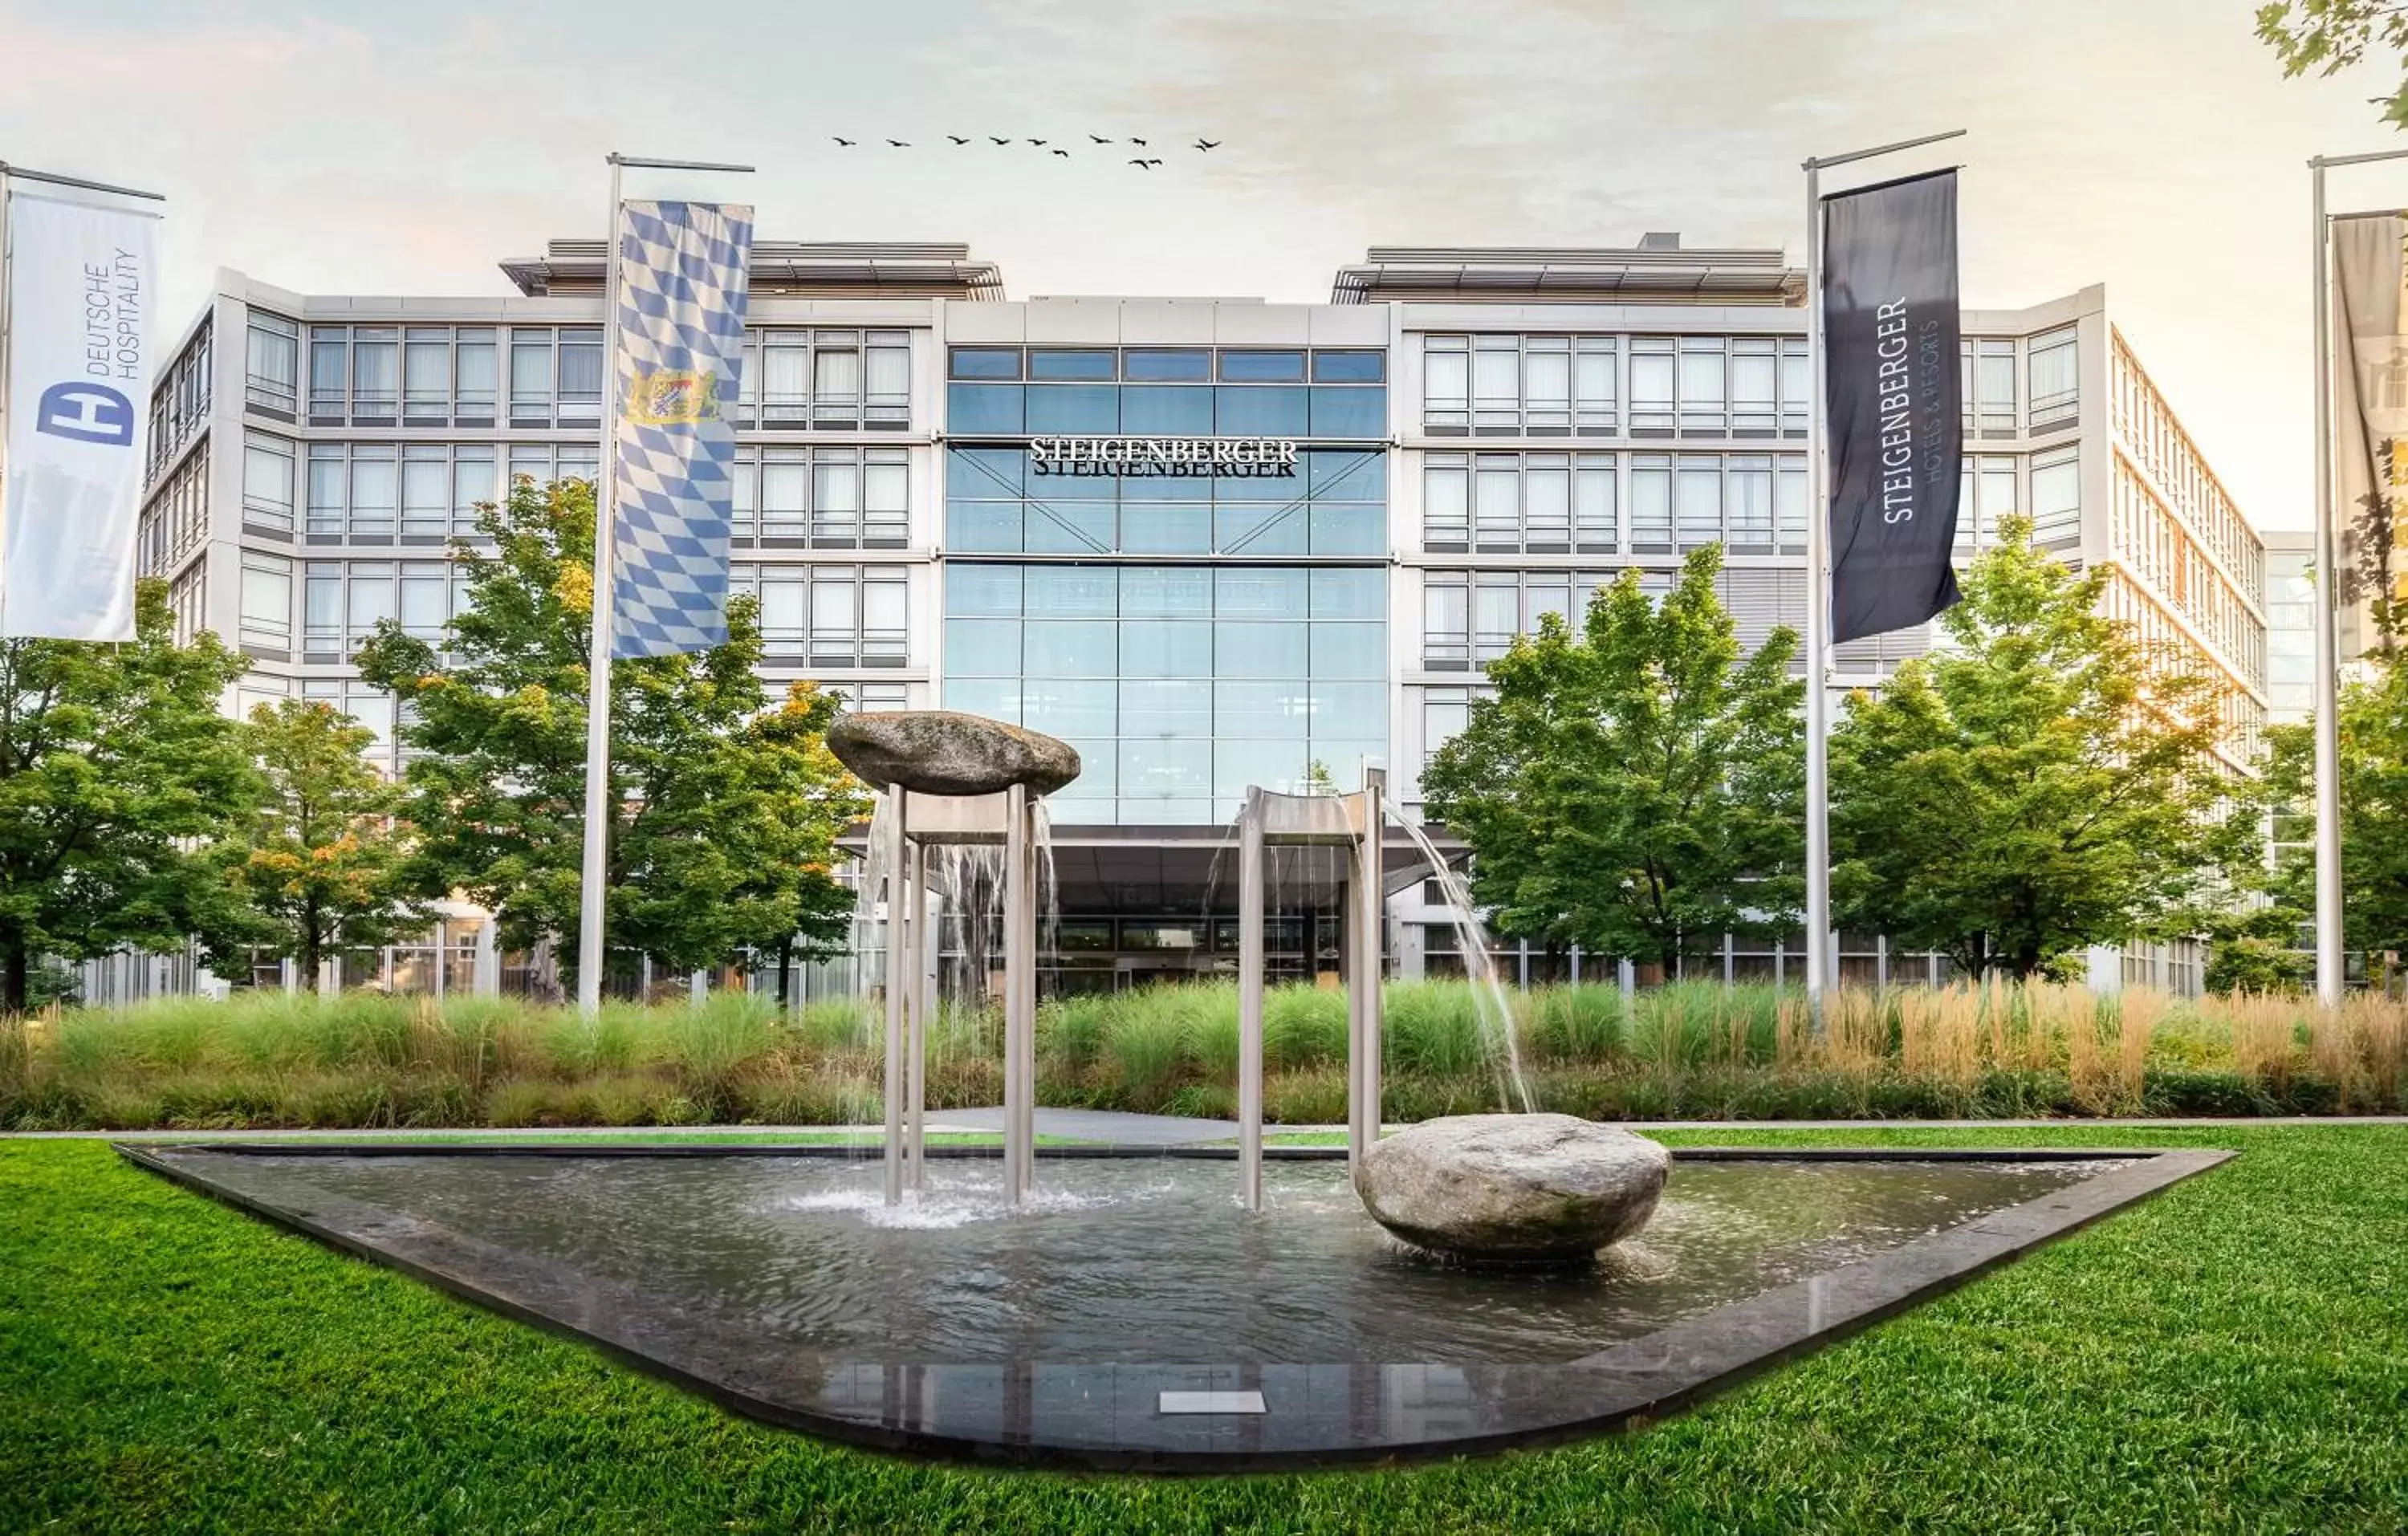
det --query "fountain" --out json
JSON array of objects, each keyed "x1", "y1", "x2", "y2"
[{"x1": 825, "y1": 709, "x2": 1077, "y2": 1206}]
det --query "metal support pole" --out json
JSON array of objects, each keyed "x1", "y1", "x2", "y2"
[
  {"x1": 1358, "y1": 769, "x2": 1385, "y2": 1153},
  {"x1": 1003, "y1": 784, "x2": 1037, "y2": 1203},
  {"x1": 1803, "y1": 127, "x2": 1968, "y2": 1021},
  {"x1": 2312, "y1": 156, "x2": 2348, "y2": 1007},
  {"x1": 882, "y1": 783, "x2": 907, "y2": 1205},
  {"x1": 1238, "y1": 789, "x2": 1267, "y2": 1212},
  {"x1": 575, "y1": 154, "x2": 627, "y2": 1018},
  {"x1": 905, "y1": 839, "x2": 928, "y2": 1190}
]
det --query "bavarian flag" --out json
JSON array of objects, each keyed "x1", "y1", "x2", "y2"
[{"x1": 609, "y1": 200, "x2": 753, "y2": 658}]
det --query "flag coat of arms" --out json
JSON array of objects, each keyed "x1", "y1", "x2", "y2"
[{"x1": 609, "y1": 200, "x2": 754, "y2": 658}]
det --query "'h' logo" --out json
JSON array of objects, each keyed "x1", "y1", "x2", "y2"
[{"x1": 35, "y1": 382, "x2": 135, "y2": 447}]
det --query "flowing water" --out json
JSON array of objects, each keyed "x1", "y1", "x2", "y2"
[
  {"x1": 1393, "y1": 811, "x2": 1536, "y2": 1113},
  {"x1": 184, "y1": 1152, "x2": 2124, "y2": 1365}
]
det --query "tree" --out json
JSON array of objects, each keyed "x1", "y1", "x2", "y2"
[
  {"x1": 1419, "y1": 544, "x2": 1805, "y2": 971},
  {"x1": 2262, "y1": 649, "x2": 2408, "y2": 959},
  {"x1": 1827, "y1": 515, "x2": 2260, "y2": 980},
  {"x1": 0, "y1": 582, "x2": 262, "y2": 1010},
  {"x1": 2259, "y1": 2, "x2": 2408, "y2": 129},
  {"x1": 222, "y1": 700, "x2": 429, "y2": 989},
  {"x1": 356, "y1": 477, "x2": 868, "y2": 989}
]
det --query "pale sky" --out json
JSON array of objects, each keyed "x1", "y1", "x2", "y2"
[{"x1": 2, "y1": 0, "x2": 2401, "y2": 530}]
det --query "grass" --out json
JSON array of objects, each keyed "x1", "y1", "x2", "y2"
[
  {"x1": 3, "y1": 1125, "x2": 2405, "y2": 1532},
  {"x1": 6, "y1": 980, "x2": 2408, "y2": 1131}
]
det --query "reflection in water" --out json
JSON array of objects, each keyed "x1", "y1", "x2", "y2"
[{"x1": 234, "y1": 1153, "x2": 2119, "y2": 1365}]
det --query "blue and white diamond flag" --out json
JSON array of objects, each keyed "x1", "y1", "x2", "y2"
[{"x1": 608, "y1": 199, "x2": 753, "y2": 658}]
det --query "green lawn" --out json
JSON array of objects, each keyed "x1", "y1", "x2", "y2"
[{"x1": 4, "y1": 1126, "x2": 2404, "y2": 1534}]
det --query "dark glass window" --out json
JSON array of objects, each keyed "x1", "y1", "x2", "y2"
[
  {"x1": 1028, "y1": 349, "x2": 1117, "y2": 380},
  {"x1": 1026, "y1": 384, "x2": 1118, "y2": 434},
  {"x1": 1125, "y1": 349, "x2": 1211, "y2": 381},
  {"x1": 1217, "y1": 385, "x2": 1309, "y2": 435},
  {"x1": 947, "y1": 383, "x2": 1024, "y2": 433},
  {"x1": 1119, "y1": 385, "x2": 1215, "y2": 435},
  {"x1": 1312, "y1": 351, "x2": 1386, "y2": 383},
  {"x1": 1310, "y1": 386, "x2": 1387, "y2": 437},
  {"x1": 950, "y1": 347, "x2": 1022, "y2": 380},
  {"x1": 1218, "y1": 350, "x2": 1306, "y2": 382}
]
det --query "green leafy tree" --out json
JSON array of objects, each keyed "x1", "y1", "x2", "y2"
[
  {"x1": 1420, "y1": 544, "x2": 1805, "y2": 970},
  {"x1": 356, "y1": 477, "x2": 868, "y2": 989},
  {"x1": 2259, "y1": 2, "x2": 2408, "y2": 128},
  {"x1": 1828, "y1": 515, "x2": 2260, "y2": 980},
  {"x1": 223, "y1": 700, "x2": 430, "y2": 989},
  {"x1": 2262, "y1": 649, "x2": 2408, "y2": 960},
  {"x1": 0, "y1": 582, "x2": 262, "y2": 1010}
]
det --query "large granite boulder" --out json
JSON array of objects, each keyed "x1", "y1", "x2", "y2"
[
  {"x1": 826, "y1": 710, "x2": 1081, "y2": 798},
  {"x1": 1353, "y1": 1113, "x2": 1669, "y2": 1264}
]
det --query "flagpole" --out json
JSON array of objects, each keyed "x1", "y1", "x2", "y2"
[
  {"x1": 2311, "y1": 155, "x2": 2343, "y2": 1008},
  {"x1": 1802, "y1": 128, "x2": 1966, "y2": 1022},
  {"x1": 574, "y1": 152, "x2": 755, "y2": 1017}
]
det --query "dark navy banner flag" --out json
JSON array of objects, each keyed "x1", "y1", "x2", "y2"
[{"x1": 1822, "y1": 169, "x2": 1963, "y2": 644}]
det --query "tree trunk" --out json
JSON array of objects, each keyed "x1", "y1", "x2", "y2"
[{"x1": 777, "y1": 937, "x2": 794, "y2": 1010}]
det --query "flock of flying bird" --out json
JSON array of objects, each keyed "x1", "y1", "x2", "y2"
[{"x1": 830, "y1": 134, "x2": 1220, "y2": 169}]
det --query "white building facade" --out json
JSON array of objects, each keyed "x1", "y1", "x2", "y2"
[{"x1": 111, "y1": 237, "x2": 2268, "y2": 1001}]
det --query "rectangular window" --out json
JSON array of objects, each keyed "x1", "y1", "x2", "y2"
[
  {"x1": 556, "y1": 329, "x2": 603, "y2": 424},
  {"x1": 1630, "y1": 454, "x2": 1674, "y2": 549},
  {"x1": 863, "y1": 449, "x2": 909, "y2": 544},
  {"x1": 1474, "y1": 575, "x2": 1519, "y2": 662},
  {"x1": 1965, "y1": 338, "x2": 2016, "y2": 437},
  {"x1": 242, "y1": 433, "x2": 295, "y2": 530},
  {"x1": 1575, "y1": 337, "x2": 1617, "y2": 433},
  {"x1": 1423, "y1": 455, "x2": 1469, "y2": 547},
  {"x1": 1422, "y1": 688, "x2": 1473, "y2": 770},
  {"x1": 1523, "y1": 454, "x2": 1571, "y2": 548},
  {"x1": 452, "y1": 447, "x2": 494, "y2": 536},
  {"x1": 1474, "y1": 454, "x2": 1519, "y2": 549},
  {"x1": 1423, "y1": 575, "x2": 1470, "y2": 668},
  {"x1": 813, "y1": 453, "x2": 860, "y2": 545},
  {"x1": 1629, "y1": 339, "x2": 1675, "y2": 435},
  {"x1": 1472, "y1": 336, "x2": 1519, "y2": 432},
  {"x1": 2031, "y1": 447, "x2": 2081, "y2": 545},
  {"x1": 304, "y1": 563, "x2": 343, "y2": 653},
  {"x1": 510, "y1": 331, "x2": 555, "y2": 425},
  {"x1": 811, "y1": 569, "x2": 858, "y2": 664},
  {"x1": 404, "y1": 329, "x2": 451, "y2": 423},
  {"x1": 863, "y1": 571, "x2": 908, "y2": 664},
  {"x1": 346, "y1": 562, "x2": 397, "y2": 652},
  {"x1": 1523, "y1": 336, "x2": 1571, "y2": 432},
  {"x1": 1675, "y1": 455, "x2": 1723, "y2": 547},
  {"x1": 401, "y1": 447, "x2": 449, "y2": 539},
  {"x1": 246, "y1": 313, "x2": 299, "y2": 414},
  {"x1": 351, "y1": 328, "x2": 399, "y2": 421},
  {"x1": 1780, "y1": 339, "x2": 1809, "y2": 436},
  {"x1": 454, "y1": 328, "x2": 498, "y2": 421},
  {"x1": 2028, "y1": 326, "x2": 2078, "y2": 429},
  {"x1": 239, "y1": 552, "x2": 292, "y2": 650},
  {"x1": 1678, "y1": 338, "x2": 1726, "y2": 435},
  {"x1": 1422, "y1": 335, "x2": 1469, "y2": 432},
  {"x1": 1575, "y1": 453, "x2": 1616, "y2": 550},
  {"x1": 1727, "y1": 454, "x2": 1775, "y2": 551},
  {"x1": 308, "y1": 329, "x2": 347, "y2": 421},
  {"x1": 1731, "y1": 339, "x2": 1779, "y2": 434},
  {"x1": 761, "y1": 449, "x2": 807, "y2": 542},
  {"x1": 866, "y1": 331, "x2": 911, "y2": 427},
  {"x1": 815, "y1": 336, "x2": 864, "y2": 428},
  {"x1": 307, "y1": 445, "x2": 345, "y2": 537},
  {"x1": 399, "y1": 562, "x2": 450, "y2": 638},
  {"x1": 349, "y1": 447, "x2": 397, "y2": 539},
  {"x1": 1778, "y1": 457, "x2": 1807, "y2": 551}
]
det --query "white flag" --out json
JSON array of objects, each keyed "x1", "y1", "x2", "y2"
[{"x1": 1, "y1": 191, "x2": 161, "y2": 640}]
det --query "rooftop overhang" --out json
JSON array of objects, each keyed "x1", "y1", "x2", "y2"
[
  {"x1": 1332, "y1": 245, "x2": 1804, "y2": 307},
  {"x1": 500, "y1": 240, "x2": 1005, "y2": 299}
]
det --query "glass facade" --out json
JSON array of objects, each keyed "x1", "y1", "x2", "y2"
[
  {"x1": 943, "y1": 563, "x2": 1387, "y2": 825},
  {"x1": 947, "y1": 445, "x2": 1384, "y2": 556},
  {"x1": 946, "y1": 347, "x2": 1385, "y2": 439}
]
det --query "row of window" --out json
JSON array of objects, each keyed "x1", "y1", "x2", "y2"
[
  {"x1": 948, "y1": 445, "x2": 1383, "y2": 558},
  {"x1": 2110, "y1": 335, "x2": 2263, "y2": 603},
  {"x1": 946, "y1": 382, "x2": 1385, "y2": 439},
  {"x1": 148, "y1": 320, "x2": 214, "y2": 480},
  {"x1": 1414, "y1": 328, "x2": 2078, "y2": 442},
  {"x1": 232, "y1": 557, "x2": 912, "y2": 669},
  {"x1": 1422, "y1": 333, "x2": 1806, "y2": 438},
  {"x1": 2100, "y1": 571, "x2": 2266, "y2": 765},
  {"x1": 1424, "y1": 451, "x2": 1805, "y2": 555},
  {"x1": 243, "y1": 314, "x2": 914, "y2": 433},
  {"x1": 1418, "y1": 567, "x2": 1932, "y2": 673},
  {"x1": 950, "y1": 347, "x2": 1384, "y2": 384},
  {"x1": 2111, "y1": 457, "x2": 2264, "y2": 688},
  {"x1": 139, "y1": 444, "x2": 210, "y2": 579}
]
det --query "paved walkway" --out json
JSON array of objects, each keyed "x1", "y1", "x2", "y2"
[{"x1": 12, "y1": 1111, "x2": 2408, "y2": 1143}]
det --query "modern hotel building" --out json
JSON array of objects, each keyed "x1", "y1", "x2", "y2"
[{"x1": 104, "y1": 235, "x2": 2266, "y2": 1002}]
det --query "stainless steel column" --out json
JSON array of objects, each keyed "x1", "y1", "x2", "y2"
[
  {"x1": 1355, "y1": 770, "x2": 1385, "y2": 1164},
  {"x1": 1004, "y1": 784, "x2": 1037, "y2": 1203},
  {"x1": 882, "y1": 783, "x2": 908, "y2": 1205},
  {"x1": 1238, "y1": 788, "x2": 1267, "y2": 1212},
  {"x1": 905, "y1": 839, "x2": 928, "y2": 1191}
]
